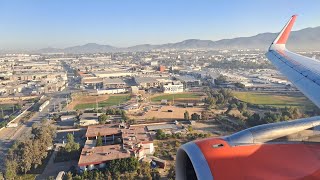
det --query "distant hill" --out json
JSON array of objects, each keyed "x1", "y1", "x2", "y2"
[{"x1": 29, "y1": 26, "x2": 320, "y2": 54}]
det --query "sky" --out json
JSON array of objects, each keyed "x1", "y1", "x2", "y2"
[{"x1": 1, "y1": 0, "x2": 320, "y2": 50}]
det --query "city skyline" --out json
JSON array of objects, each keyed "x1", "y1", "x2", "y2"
[{"x1": 1, "y1": 0, "x2": 320, "y2": 49}]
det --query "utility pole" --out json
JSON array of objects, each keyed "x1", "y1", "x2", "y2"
[
  {"x1": 172, "y1": 94, "x2": 175, "y2": 106},
  {"x1": 96, "y1": 98, "x2": 98, "y2": 110}
]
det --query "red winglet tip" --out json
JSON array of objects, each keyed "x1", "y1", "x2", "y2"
[{"x1": 275, "y1": 15, "x2": 297, "y2": 45}]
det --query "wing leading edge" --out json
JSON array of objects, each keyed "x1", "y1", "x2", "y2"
[{"x1": 266, "y1": 15, "x2": 320, "y2": 108}]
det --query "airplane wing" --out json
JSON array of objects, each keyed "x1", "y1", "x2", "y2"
[
  {"x1": 266, "y1": 15, "x2": 320, "y2": 108},
  {"x1": 176, "y1": 16, "x2": 320, "y2": 180}
]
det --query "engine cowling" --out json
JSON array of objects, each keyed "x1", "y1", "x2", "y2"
[{"x1": 176, "y1": 117, "x2": 320, "y2": 180}]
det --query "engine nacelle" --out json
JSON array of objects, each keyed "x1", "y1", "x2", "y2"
[
  {"x1": 176, "y1": 138, "x2": 218, "y2": 180},
  {"x1": 176, "y1": 116, "x2": 320, "y2": 180}
]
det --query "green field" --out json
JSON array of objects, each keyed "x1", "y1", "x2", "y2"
[
  {"x1": 233, "y1": 91, "x2": 313, "y2": 108},
  {"x1": 151, "y1": 93, "x2": 202, "y2": 102},
  {"x1": 74, "y1": 95, "x2": 131, "y2": 110}
]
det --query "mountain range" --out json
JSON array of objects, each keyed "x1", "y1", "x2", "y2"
[{"x1": 6, "y1": 26, "x2": 320, "y2": 54}]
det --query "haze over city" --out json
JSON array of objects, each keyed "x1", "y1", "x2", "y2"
[{"x1": 1, "y1": 0, "x2": 320, "y2": 49}]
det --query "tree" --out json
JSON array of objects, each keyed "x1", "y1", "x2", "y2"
[
  {"x1": 167, "y1": 165, "x2": 175, "y2": 180},
  {"x1": 65, "y1": 133, "x2": 80, "y2": 152},
  {"x1": 214, "y1": 75, "x2": 227, "y2": 85},
  {"x1": 247, "y1": 113, "x2": 261, "y2": 127},
  {"x1": 4, "y1": 121, "x2": 56, "y2": 176},
  {"x1": 215, "y1": 93, "x2": 225, "y2": 105},
  {"x1": 217, "y1": 88, "x2": 233, "y2": 104},
  {"x1": 5, "y1": 159, "x2": 17, "y2": 180},
  {"x1": 20, "y1": 140, "x2": 33, "y2": 174},
  {"x1": 128, "y1": 119, "x2": 137, "y2": 125},
  {"x1": 184, "y1": 111, "x2": 190, "y2": 120},
  {"x1": 139, "y1": 162, "x2": 152, "y2": 180},
  {"x1": 106, "y1": 108, "x2": 116, "y2": 115},
  {"x1": 123, "y1": 172, "x2": 135, "y2": 180},
  {"x1": 205, "y1": 97, "x2": 216, "y2": 107},
  {"x1": 226, "y1": 104, "x2": 237, "y2": 114},
  {"x1": 73, "y1": 175, "x2": 82, "y2": 180},
  {"x1": 238, "y1": 102, "x2": 247, "y2": 113},
  {"x1": 63, "y1": 172, "x2": 73, "y2": 180},
  {"x1": 191, "y1": 113, "x2": 200, "y2": 120},
  {"x1": 121, "y1": 111, "x2": 129, "y2": 121},
  {"x1": 262, "y1": 112, "x2": 281, "y2": 124},
  {"x1": 201, "y1": 111, "x2": 209, "y2": 120},
  {"x1": 281, "y1": 107, "x2": 302, "y2": 120},
  {"x1": 155, "y1": 129, "x2": 166, "y2": 140},
  {"x1": 32, "y1": 139, "x2": 47, "y2": 169},
  {"x1": 105, "y1": 158, "x2": 138, "y2": 178},
  {"x1": 98, "y1": 114, "x2": 108, "y2": 124},
  {"x1": 96, "y1": 132, "x2": 103, "y2": 146}
]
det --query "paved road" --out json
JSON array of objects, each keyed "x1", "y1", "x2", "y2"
[
  {"x1": 0, "y1": 89, "x2": 72, "y2": 171},
  {"x1": 0, "y1": 63, "x2": 80, "y2": 172}
]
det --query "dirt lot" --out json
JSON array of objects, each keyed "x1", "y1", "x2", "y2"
[
  {"x1": 129, "y1": 105, "x2": 205, "y2": 120},
  {"x1": 0, "y1": 96, "x2": 37, "y2": 104},
  {"x1": 192, "y1": 121, "x2": 232, "y2": 136},
  {"x1": 66, "y1": 94, "x2": 110, "y2": 110}
]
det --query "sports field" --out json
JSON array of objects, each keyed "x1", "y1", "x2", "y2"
[
  {"x1": 233, "y1": 91, "x2": 312, "y2": 108},
  {"x1": 151, "y1": 93, "x2": 203, "y2": 102},
  {"x1": 74, "y1": 95, "x2": 131, "y2": 110}
]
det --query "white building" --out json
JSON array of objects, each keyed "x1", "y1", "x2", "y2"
[{"x1": 162, "y1": 82, "x2": 184, "y2": 93}]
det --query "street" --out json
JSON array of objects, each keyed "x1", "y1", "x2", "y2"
[{"x1": 0, "y1": 62, "x2": 77, "y2": 171}]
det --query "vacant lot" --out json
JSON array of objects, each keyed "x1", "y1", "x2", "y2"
[
  {"x1": 71, "y1": 94, "x2": 131, "y2": 110},
  {"x1": 130, "y1": 105, "x2": 204, "y2": 120},
  {"x1": 151, "y1": 93, "x2": 204, "y2": 103},
  {"x1": 233, "y1": 91, "x2": 313, "y2": 108}
]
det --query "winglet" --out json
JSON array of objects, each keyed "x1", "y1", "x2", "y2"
[{"x1": 270, "y1": 15, "x2": 297, "y2": 50}]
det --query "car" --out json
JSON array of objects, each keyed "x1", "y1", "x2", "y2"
[{"x1": 167, "y1": 110, "x2": 173, "y2": 112}]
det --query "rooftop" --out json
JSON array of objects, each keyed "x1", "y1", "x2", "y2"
[
  {"x1": 175, "y1": 75, "x2": 199, "y2": 82},
  {"x1": 85, "y1": 124, "x2": 152, "y2": 144},
  {"x1": 146, "y1": 124, "x2": 178, "y2": 131},
  {"x1": 134, "y1": 77, "x2": 159, "y2": 84},
  {"x1": 85, "y1": 124, "x2": 120, "y2": 137},
  {"x1": 79, "y1": 124, "x2": 153, "y2": 167},
  {"x1": 78, "y1": 145, "x2": 131, "y2": 166},
  {"x1": 103, "y1": 78, "x2": 126, "y2": 85}
]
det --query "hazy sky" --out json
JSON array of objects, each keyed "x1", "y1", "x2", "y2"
[{"x1": 1, "y1": 0, "x2": 320, "y2": 49}]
